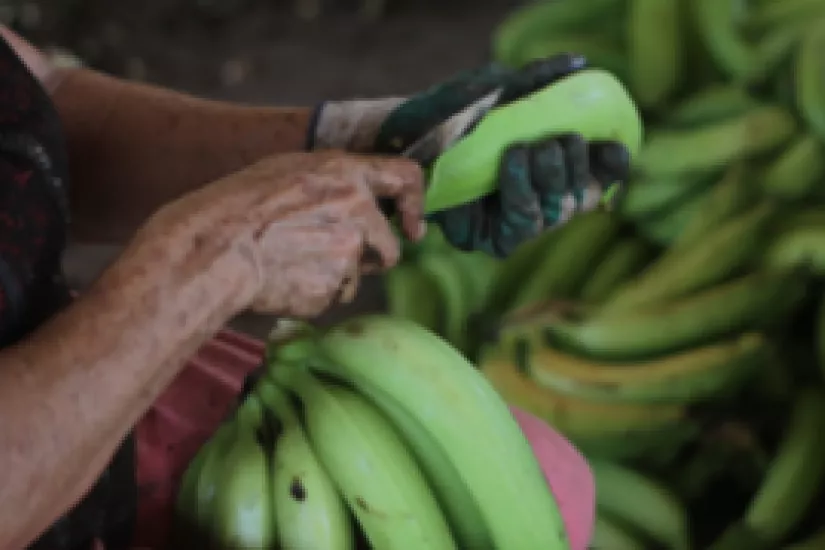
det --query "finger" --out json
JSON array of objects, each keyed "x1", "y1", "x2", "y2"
[
  {"x1": 358, "y1": 156, "x2": 426, "y2": 242},
  {"x1": 495, "y1": 144, "x2": 543, "y2": 255},
  {"x1": 589, "y1": 141, "x2": 632, "y2": 188},
  {"x1": 337, "y1": 260, "x2": 361, "y2": 304},
  {"x1": 529, "y1": 138, "x2": 568, "y2": 227},
  {"x1": 499, "y1": 54, "x2": 588, "y2": 104},
  {"x1": 350, "y1": 197, "x2": 402, "y2": 271},
  {"x1": 575, "y1": 181, "x2": 606, "y2": 212},
  {"x1": 557, "y1": 133, "x2": 591, "y2": 190}
]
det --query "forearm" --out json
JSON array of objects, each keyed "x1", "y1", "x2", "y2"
[
  {"x1": 0, "y1": 218, "x2": 254, "y2": 548},
  {"x1": 50, "y1": 67, "x2": 313, "y2": 242}
]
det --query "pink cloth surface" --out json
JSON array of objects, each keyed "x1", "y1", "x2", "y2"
[{"x1": 127, "y1": 328, "x2": 595, "y2": 549}]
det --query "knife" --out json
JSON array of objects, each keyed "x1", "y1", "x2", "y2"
[{"x1": 379, "y1": 88, "x2": 504, "y2": 217}]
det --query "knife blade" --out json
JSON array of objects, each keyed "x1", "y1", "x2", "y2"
[{"x1": 379, "y1": 88, "x2": 504, "y2": 217}]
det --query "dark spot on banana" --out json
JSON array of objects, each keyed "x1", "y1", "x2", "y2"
[
  {"x1": 290, "y1": 478, "x2": 307, "y2": 501},
  {"x1": 344, "y1": 320, "x2": 365, "y2": 336},
  {"x1": 355, "y1": 496, "x2": 370, "y2": 511},
  {"x1": 514, "y1": 339, "x2": 531, "y2": 375}
]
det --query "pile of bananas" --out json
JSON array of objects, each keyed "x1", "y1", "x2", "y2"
[
  {"x1": 172, "y1": 315, "x2": 572, "y2": 549},
  {"x1": 422, "y1": 0, "x2": 825, "y2": 547}
]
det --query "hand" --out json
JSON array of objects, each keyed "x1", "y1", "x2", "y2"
[
  {"x1": 310, "y1": 54, "x2": 631, "y2": 257},
  {"x1": 140, "y1": 151, "x2": 425, "y2": 318}
]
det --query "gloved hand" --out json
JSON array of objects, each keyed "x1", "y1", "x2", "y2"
[{"x1": 309, "y1": 54, "x2": 631, "y2": 257}]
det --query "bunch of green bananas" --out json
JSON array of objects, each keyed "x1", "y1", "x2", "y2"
[
  {"x1": 172, "y1": 315, "x2": 572, "y2": 549},
  {"x1": 449, "y1": 1, "x2": 825, "y2": 545}
]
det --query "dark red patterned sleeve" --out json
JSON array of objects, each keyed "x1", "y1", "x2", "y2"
[{"x1": 0, "y1": 35, "x2": 71, "y2": 347}]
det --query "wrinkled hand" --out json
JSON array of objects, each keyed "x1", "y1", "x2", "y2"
[
  {"x1": 311, "y1": 54, "x2": 631, "y2": 257},
  {"x1": 141, "y1": 151, "x2": 425, "y2": 318}
]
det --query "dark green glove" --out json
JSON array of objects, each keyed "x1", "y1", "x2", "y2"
[{"x1": 372, "y1": 55, "x2": 631, "y2": 257}]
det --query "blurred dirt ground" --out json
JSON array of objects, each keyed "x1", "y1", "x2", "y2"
[{"x1": 17, "y1": 0, "x2": 521, "y2": 336}]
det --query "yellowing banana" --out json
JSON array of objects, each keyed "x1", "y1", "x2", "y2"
[
  {"x1": 480, "y1": 351, "x2": 689, "y2": 446},
  {"x1": 521, "y1": 331, "x2": 772, "y2": 405},
  {"x1": 637, "y1": 104, "x2": 797, "y2": 177},
  {"x1": 604, "y1": 201, "x2": 776, "y2": 313},
  {"x1": 528, "y1": 269, "x2": 808, "y2": 360}
]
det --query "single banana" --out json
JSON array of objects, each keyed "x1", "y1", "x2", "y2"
[
  {"x1": 254, "y1": 379, "x2": 354, "y2": 550},
  {"x1": 634, "y1": 177, "x2": 715, "y2": 246},
  {"x1": 784, "y1": 528, "x2": 825, "y2": 550},
  {"x1": 516, "y1": 269, "x2": 809, "y2": 360},
  {"x1": 210, "y1": 395, "x2": 276, "y2": 549},
  {"x1": 484, "y1": 223, "x2": 564, "y2": 316},
  {"x1": 627, "y1": 0, "x2": 682, "y2": 110},
  {"x1": 761, "y1": 133, "x2": 825, "y2": 200},
  {"x1": 357, "y1": 380, "x2": 493, "y2": 549},
  {"x1": 384, "y1": 264, "x2": 442, "y2": 334},
  {"x1": 747, "y1": 0, "x2": 825, "y2": 29},
  {"x1": 171, "y1": 432, "x2": 219, "y2": 549},
  {"x1": 590, "y1": 514, "x2": 647, "y2": 550},
  {"x1": 522, "y1": 331, "x2": 772, "y2": 405},
  {"x1": 636, "y1": 104, "x2": 797, "y2": 177},
  {"x1": 480, "y1": 350, "x2": 690, "y2": 449},
  {"x1": 693, "y1": 0, "x2": 764, "y2": 83},
  {"x1": 589, "y1": 459, "x2": 691, "y2": 550},
  {"x1": 509, "y1": 209, "x2": 623, "y2": 311},
  {"x1": 492, "y1": 0, "x2": 626, "y2": 67},
  {"x1": 604, "y1": 202, "x2": 776, "y2": 313},
  {"x1": 310, "y1": 315, "x2": 572, "y2": 549},
  {"x1": 673, "y1": 162, "x2": 757, "y2": 249},
  {"x1": 762, "y1": 223, "x2": 825, "y2": 274},
  {"x1": 417, "y1": 251, "x2": 474, "y2": 353},
  {"x1": 795, "y1": 19, "x2": 825, "y2": 142},
  {"x1": 710, "y1": 389, "x2": 825, "y2": 548},
  {"x1": 179, "y1": 422, "x2": 236, "y2": 548},
  {"x1": 666, "y1": 85, "x2": 760, "y2": 128},
  {"x1": 451, "y1": 250, "x2": 502, "y2": 360},
  {"x1": 449, "y1": 249, "x2": 500, "y2": 316},
  {"x1": 579, "y1": 237, "x2": 655, "y2": 303},
  {"x1": 617, "y1": 173, "x2": 714, "y2": 221},
  {"x1": 274, "y1": 364, "x2": 458, "y2": 550}
]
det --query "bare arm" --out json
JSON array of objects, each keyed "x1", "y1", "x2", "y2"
[
  {"x1": 0, "y1": 214, "x2": 255, "y2": 549},
  {"x1": 1, "y1": 26, "x2": 315, "y2": 243},
  {"x1": 52, "y1": 70, "x2": 314, "y2": 242}
]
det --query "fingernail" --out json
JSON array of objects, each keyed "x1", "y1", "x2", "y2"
[{"x1": 417, "y1": 220, "x2": 428, "y2": 240}]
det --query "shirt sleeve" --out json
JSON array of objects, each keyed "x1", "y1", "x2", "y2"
[{"x1": 0, "y1": 34, "x2": 71, "y2": 345}]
